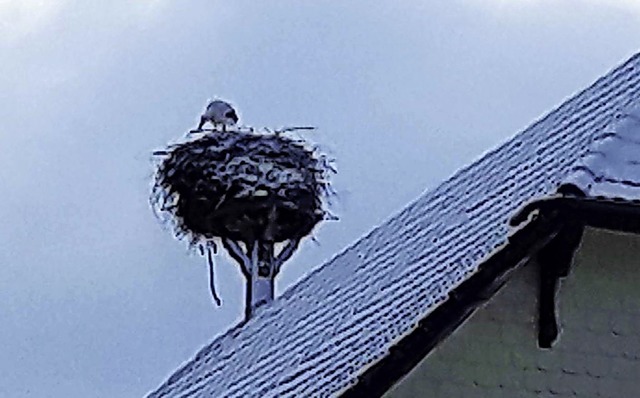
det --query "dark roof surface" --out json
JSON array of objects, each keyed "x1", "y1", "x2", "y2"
[{"x1": 148, "y1": 52, "x2": 640, "y2": 398}]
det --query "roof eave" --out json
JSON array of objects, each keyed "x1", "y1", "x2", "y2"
[
  {"x1": 341, "y1": 210, "x2": 563, "y2": 398},
  {"x1": 343, "y1": 194, "x2": 640, "y2": 398},
  {"x1": 512, "y1": 191, "x2": 640, "y2": 234}
]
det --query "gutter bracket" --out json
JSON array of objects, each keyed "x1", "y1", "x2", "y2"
[{"x1": 535, "y1": 218, "x2": 584, "y2": 349}]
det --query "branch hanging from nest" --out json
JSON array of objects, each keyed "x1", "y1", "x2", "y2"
[{"x1": 207, "y1": 247, "x2": 222, "y2": 306}]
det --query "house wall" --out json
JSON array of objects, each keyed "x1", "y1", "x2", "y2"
[{"x1": 384, "y1": 227, "x2": 640, "y2": 398}]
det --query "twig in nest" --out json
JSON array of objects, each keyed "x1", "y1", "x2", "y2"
[{"x1": 277, "y1": 126, "x2": 316, "y2": 133}]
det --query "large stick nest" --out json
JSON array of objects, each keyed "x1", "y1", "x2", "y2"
[{"x1": 151, "y1": 128, "x2": 335, "y2": 246}]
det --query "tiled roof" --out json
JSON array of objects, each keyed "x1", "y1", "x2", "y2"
[
  {"x1": 148, "y1": 52, "x2": 640, "y2": 398},
  {"x1": 562, "y1": 105, "x2": 640, "y2": 201}
]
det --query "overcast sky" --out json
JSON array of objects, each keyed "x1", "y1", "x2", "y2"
[{"x1": 1, "y1": 1, "x2": 639, "y2": 397}]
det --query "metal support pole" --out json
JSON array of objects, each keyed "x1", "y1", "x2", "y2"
[
  {"x1": 222, "y1": 236, "x2": 301, "y2": 320},
  {"x1": 244, "y1": 241, "x2": 276, "y2": 319}
]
